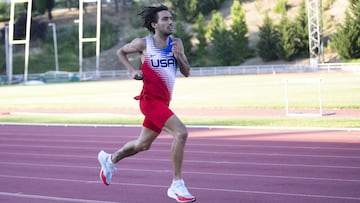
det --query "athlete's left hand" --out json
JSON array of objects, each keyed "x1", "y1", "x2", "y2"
[
  {"x1": 171, "y1": 39, "x2": 190, "y2": 77},
  {"x1": 171, "y1": 41, "x2": 185, "y2": 60}
]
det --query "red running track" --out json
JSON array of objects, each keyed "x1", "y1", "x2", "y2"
[{"x1": 0, "y1": 124, "x2": 359, "y2": 203}]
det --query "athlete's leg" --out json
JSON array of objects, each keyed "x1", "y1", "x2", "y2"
[
  {"x1": 111, "y1": 127, "x2": 159, "y2": 164},
  {"x1": 163, "y1": 114, "x2": 188, "y2": 180}
]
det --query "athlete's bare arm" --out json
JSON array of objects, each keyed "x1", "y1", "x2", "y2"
[
  {"x1": 117, "y1": 38, "x2": 146, "y2": 80},
  {"x1": 171, "y1": 38, "x2": 190, "y2": 77}
]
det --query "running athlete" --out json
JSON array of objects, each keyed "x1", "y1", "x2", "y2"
[{"x1": 97, "y1": 5, "x2": 196, "y2": 203}]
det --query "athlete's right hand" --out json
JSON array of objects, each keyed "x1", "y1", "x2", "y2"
[{"x1": 130, "y1": 70, "x2": 144, "y2": 80}]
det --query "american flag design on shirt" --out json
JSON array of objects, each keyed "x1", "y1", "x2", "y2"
[{"x1": 140, "y1": 36, "x2": 177, "y2": 103}]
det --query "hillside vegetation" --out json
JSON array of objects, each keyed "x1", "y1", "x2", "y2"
[
  {"x1": 90, "y1": 0, "x2": 350, "y2": 69},
  {"x1": 0, "y1": 0, "x2": 352, "y2": 74}
]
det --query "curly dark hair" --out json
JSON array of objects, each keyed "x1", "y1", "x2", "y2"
[{"x1": 138, "y1": 5, "x2": 170, "y2": 34}]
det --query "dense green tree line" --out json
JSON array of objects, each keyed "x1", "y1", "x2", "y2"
[
  {"x1": 330, "y1": 0, "x2": 360, "y2": 60},
  {"x1": 173, "y1": 0, "x2": 359, "y2": 64},
  {"x1": 173, "y1": 0, "x2": 309, "y2": 65},
  {"x1": 1, "y1": 0, "x2": 359, "y2": 75},
  {"x1": 24, "y1": 0, "x2": 360, "y2": 64},
  {"x1": 255, "y1": 0, "x2": 359, "y2": 62},
  {"x1": 170, "y1": 0, "x2": 226, "y2": 22},
  {"x1": 256, "y1": 1, "x2": 309, "y2": 61},
  {"x1": 174, "y1": 0, "x2": 251, "y2": 66}
]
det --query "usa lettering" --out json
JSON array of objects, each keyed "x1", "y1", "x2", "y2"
[{"x1": 151, "y1": 58, "x2": 176, "y2": 67}]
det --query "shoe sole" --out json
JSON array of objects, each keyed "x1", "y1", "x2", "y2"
[
  {"x1": 99, "y1": 170, "x2": 110, "y2": 186},
  {"x1": 167, "y1": 190, "x2": 196, "y2": 203},
  {"x1": 98, "y1": 151, "x2": 111, "y2": 186}
]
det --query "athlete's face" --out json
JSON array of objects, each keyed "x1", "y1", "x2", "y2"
[{"x1": 154, "y1": 10, "x2": 174, "y2": 36}]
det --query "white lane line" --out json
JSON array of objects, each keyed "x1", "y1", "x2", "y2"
[
  {"x1": 1, "y1": 122, "x2": 360, "y2": 131},
  {"x1": 1, "y1": 162, "x2": 360, "y2": 183},
  {"x1": 183, "y1": 171, "x2": 360, "y2": 182},
  {"x1": 2, "y1": 150, "x2": 360, "y2": 160},
  {"x1": 0, "y1": 175, "x2": 359, "y2": 201},
  {"x1": 111, "y1": 182, "x2": 360, "y2": 201},
  {"x1": 188, "y1": 186, "x2": 360, "y2": 201},
  {"x1": 1, "y1": 156, "x2": 360, "y2": 169},
  {"x1": 1, "y1": 142, "x2": 360, "y2": 152},
  {"x1": 0, "y1": 192, "x2": 119, "y2": 203},
  {"x1": 4, "y1": 112, "x2": 141, "y2": 117}
]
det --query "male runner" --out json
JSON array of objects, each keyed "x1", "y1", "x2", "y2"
[{"x1": 97, "y1": 5, "x2": 196, "y2": 203}]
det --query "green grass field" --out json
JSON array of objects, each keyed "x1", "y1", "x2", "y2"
[{"x1": 0, "y1": 72, "x2": 359, "y2": 128}]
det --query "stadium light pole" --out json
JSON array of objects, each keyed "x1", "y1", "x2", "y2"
[{"x1": 307, "y1": 0, "x2": 323, "y2": 65}]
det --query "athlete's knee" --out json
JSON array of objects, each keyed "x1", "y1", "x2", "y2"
[
  {"x1": 174, "y1": 128, "x2": 188, "y2": 143},
  {"x1": 134, "y1": 141, "x2": 152, "y2": 152}
]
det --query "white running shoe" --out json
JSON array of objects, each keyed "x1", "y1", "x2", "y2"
[
  {"x1": 167, "y1": 179, "x2": 196, "y2": 203},
  {"x1": 98, "y1": 150, "x2": 115, "y2": 186}
]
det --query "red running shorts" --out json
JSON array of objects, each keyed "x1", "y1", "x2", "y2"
[{"x1": 139, "y1": 98, "x2": 174, "y2": 134}]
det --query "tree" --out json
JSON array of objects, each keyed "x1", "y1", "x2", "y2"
[
  {"x1": 258, "y1": 0, "x2": 308, "y2": 61},
  {"x1": 197, "y1": 0, "x2": 227, "y2": 16},
  {"x1": 230, "y1": 0, "x2": 250, "y2": 63},
  {"x1": 193, "y1": 13, "x2": 207, "y2": 56},
  {"x1": 276, "y1": 14, "x2": 297, "y2": 60},
  {"x1": 273, "y1": 0, "x2": 288, "y2": 14},
  {"x1": 171, "y1": 0, "x2": 198, "y2": 22},
  {"x1": 293, "y1": 0, "x2": 309, "y2": 58},
  {"x1": 331, "y1": 0, "x2": 360, "y2": 60},
  {"x1": 33, "y1": 0, "x2": 55, "y2": 20},
  {"x1": 257, "y1": 13, "x2": 280, "y2": 61},
  {"x1": 170, "y1": 0, "x2": 227, "y2": 22},
  {"x1": 208, "y1": 12, "x2": 233, "y2": 66}
]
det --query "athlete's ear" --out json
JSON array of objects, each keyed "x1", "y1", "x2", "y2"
[{"x1": 151, "y1": 22, "x2": 157, "y2": 29}]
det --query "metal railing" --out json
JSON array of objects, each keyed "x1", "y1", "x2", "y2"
[
  {"x1": 187, "y1": 64, "x2": 318, "y2": 76},
  {"x1": 318, "y1": 63, "x2": 360, "y2": 72},
  {"x1": 2, "y1": 63, "x2": 359, "y2": 84}
]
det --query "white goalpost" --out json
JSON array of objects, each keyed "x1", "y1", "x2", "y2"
[
  {"x1": 78, "y1": 0, "x2": 101, "y2": 79},
  {"x1": 6, "y1": 0, "x2": 32, "y2": 84},
  {"x1": 5, "y1": 3, "x2": 60, "y2": 83},
  {"x1": 284, "y1": 78, "x2": 324, "y2": 117}
]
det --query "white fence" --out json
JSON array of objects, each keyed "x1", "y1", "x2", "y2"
[
  {"x1": 188, "y1": 64, "x2": 317, "y2": 76},
  {"x1": 81, "y1": 63, "x2": 360, "y2": 80},
  {"x1": 318, "y1": 63, "x2": 360, "y2": 73},
  {"x1": 1, "y1": 63, "x2": 359, "y2": 84}
]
